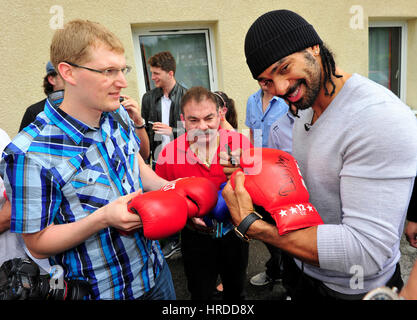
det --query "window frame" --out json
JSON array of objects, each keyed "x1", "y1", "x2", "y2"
[
  {"x1": 369, "y1": 20, "x2": 408, "y2": 102},
  {"x1": 132, "y1": 26, "x2": 218, "y2": 100}
]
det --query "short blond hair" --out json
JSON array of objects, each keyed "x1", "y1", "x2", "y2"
[{"x1": 50, "y1": 19, "x2": 124, "y2": 70}]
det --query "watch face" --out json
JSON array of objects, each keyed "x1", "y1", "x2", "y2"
[{"x1": 363, "y1": 287, "x2": 401, "y2": 300}]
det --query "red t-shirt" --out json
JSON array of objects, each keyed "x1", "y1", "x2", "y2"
[{"x1": 155, "y1": 129, "x2": 252, "y2": 189}]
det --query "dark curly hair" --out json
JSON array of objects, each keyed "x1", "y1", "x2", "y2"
[
  {"x1": 148, "y1": 51, "x2": 176, "y2": 74},
  {"x1": 290, "y1": 43, "x2": 342, "y2": 117},
  {"x1": 43, "y1": 71, "x2": 58, "y2": 95},
  {"x1": 319, "y1": 43, "x2": 342, "y2": 97}
]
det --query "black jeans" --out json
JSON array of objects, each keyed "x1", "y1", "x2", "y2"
[
  {"x1": 181, "y1": 227, "x2": 249, "y2": 300},
  {"x1": 255, "y1": 205, "x2": 283, "y2": 280},
  {"x1": 281, "y1": 255, "x2": 404, "y2": 301}
]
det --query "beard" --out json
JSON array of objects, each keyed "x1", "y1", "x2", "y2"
[{"x1": 281, "y1": 53, "x2": 322, "y2": 111}]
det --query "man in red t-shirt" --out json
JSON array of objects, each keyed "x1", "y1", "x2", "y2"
[{"x1": 156, "y1": 86, "x2": 252, "y2": 300}]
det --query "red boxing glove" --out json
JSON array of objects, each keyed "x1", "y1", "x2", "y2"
[
  {"x1": 121, "y1": 177, "x2": 217, "y2": 238},
  {"x1": 123, "y1": 190, "x2": 188, "y2": 239},
  {"x1": 162, "y1": 177, "x2": 218, "y2": 218},
  {"x1": 231, "y1": 148, "x2": 323, "y2": 235}
]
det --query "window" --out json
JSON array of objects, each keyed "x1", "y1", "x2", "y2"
[
  {"x1": 132, "y1": 27, "x2": 218, "y2": 98},
  {"x1": 369, "y1": 21, "x2": 407, "y2": 101}
]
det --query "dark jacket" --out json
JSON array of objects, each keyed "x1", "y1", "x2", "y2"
[
  {"x1": 19, "y1": 99, "x2": 46, "y2": 131},
  {"x1": 19, "y1": 90, "x2": 65, "y2": 132},
  {"x1": 141, "y1": 82, "x2": 187, "y2": 163},
  {"x1": 407, "y1": 182, "x2": 417, "y2": 222}
]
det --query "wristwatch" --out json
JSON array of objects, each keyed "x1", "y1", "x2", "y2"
[
  {"x1": 134, "y1": 118, "x2": 146, "y2": 129},
  {"x1": 362, "y1": 286, "x2": 403, "y2": 300},
  {"x1": 234, "y1": 211, "x2": 262, "y2": 242}
]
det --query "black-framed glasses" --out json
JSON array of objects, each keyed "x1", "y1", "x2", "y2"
[{"x1": 64, "y1": 61, "x2": 132, "y2": 78}]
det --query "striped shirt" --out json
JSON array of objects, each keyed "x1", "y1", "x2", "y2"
[{"x1": 0, "y1": 99, "x2": 164, "y2": 299}]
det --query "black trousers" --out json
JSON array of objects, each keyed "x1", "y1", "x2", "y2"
[
  {"x1": 281, "y1": 254, "x2": 404, "y2": 301},
  {"x1": 255, "y1": 205, "x2": 283, "y2": 280},
  {"x1": 180, "y1": 227, "x2": 249, "y2": 300}
]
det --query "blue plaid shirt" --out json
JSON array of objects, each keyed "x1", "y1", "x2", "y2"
[{"x1": 0, "y1": 99, "x2": 164, "y2": 299}]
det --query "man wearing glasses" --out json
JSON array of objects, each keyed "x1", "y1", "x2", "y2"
[{"x1": 0, "y1": 19, "x2": 176, "y2": 300}]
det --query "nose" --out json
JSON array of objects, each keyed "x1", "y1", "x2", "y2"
[
  {"x1": 115, "y1": 71, "x2": 128, "y2": 88},
  {"x1": 197, "y1": 120, "x2": 209, "y2": 131},
  {"x1": 273, "y1": 79, "x2": 290, "y2": 97}
]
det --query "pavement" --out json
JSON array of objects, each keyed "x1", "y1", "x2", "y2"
[{"x1": 166, "y1": 232, "x2": 417, "y2": 300}]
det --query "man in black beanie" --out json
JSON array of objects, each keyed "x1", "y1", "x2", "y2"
[{"x1": 222, "y1": 9, "x2": 417, "y2": 300}]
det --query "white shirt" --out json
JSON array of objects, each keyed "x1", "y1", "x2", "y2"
[{"x1": 161, "y1": 95, "x2": 172, "y2": 148}]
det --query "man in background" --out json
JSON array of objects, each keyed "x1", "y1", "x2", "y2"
[
  {"x1": 141, "y1": 51, "x2": 187, "y2": 167},
  {"x1": 19, "y1": 61, "x2": 64, "y2": 131},
  {"x1": 141, "y1": 51, "x2": 187, "y2": 258},
  {"x1": 245, "y1": 79, "x2": 289, "y2": 289}
]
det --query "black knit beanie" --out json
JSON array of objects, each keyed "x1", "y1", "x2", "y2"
[{"x1": 244, "y1": 10, "x2": 323, "y2": 79}]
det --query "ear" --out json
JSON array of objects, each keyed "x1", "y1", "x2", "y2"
[
  {"x1": 180, "y1": 113, "x2": 186, "y2": 127},
  {"x1": 57, "y1": 62, "x2": 77, "y2": 86},
  {"x1": 168, "y1": 70, "x2": 174, "y2": 78},
  {"x1": 311, "y1": 44, "x2": 320, "y2": 56},
  {"x1": 47, "y1": 74, "x2": 57, "y2": 86}
]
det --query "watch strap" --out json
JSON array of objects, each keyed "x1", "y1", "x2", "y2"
[{"x1": 234, "y1": 211, "x2": 262, "y2": 242}]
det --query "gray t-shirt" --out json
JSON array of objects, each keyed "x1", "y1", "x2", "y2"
[{"x1": 292, "y1": 73, "x2": 417, "y2": 295}]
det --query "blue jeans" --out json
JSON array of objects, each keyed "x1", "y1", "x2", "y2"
[{"x1": 138, "y1": 261, "x2": 176, "y2": 300}]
